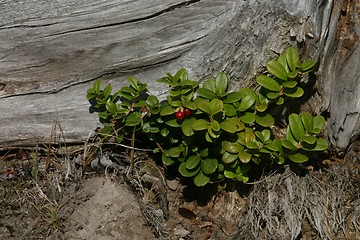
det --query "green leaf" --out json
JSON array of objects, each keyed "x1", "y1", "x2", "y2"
[
  {"x1": 266, "y1": 60, "x2": 288, "y2": 81},
  {"x1": 240, "y1": 112, "x2": 255, "y2": 124},
  {"x1": 223, "y1": 141, "x2": 243, "y2": 153},
  {"x1": 211, "y1": 120, "x2": 220, "y2": 131},
  {"x1": 301, "y1": 135, "x2": 317, "y2": 144},
  {"x1": 183, "y1": 101, "x2": 197, "y2": 110},
  {"x1": 160, "y1": 106, "x2": 176, "y2": 116},
  {"x1": 197, "y1": 88, "x2": 217, "y2": 100},
  {"x1": 103, "y1": 84, "x2": 112, "y2": 99},
  {"x1": 160, "y1": 128, "x2": 169, "y2": 137},
  {"x1": 202, "y1": 78, "x2": 216, "y2": 93},
  {"x1": 207, "y1": 126, "x2": 220, "y2": 138},
  {"x1": 283, "y1": 81, "x2": 297, "y2": 88},
  {"x1": 186, "y1": 155, "x2": 201, "y2": 170},
  {"x1": 246, "y1": 141, "x2": 259, "y2": 149},
  {"x1": 239, "y1": 88, "x2": 256, "y2": 111},
  {"x1": 256, "y1": 75, "x2": 281, "y2": 91},
  {"x1": 287, "y1": 70, "x2": 299, "y2": 79},
  {"x1": 289, "y1": 113, "x2": 305, "y2": 141},
  {"x1": 146, "y1": 96, "x2": 158, "y2": 109},
  {"x1": 288, "y1": 153, "x2": 309, "y2": 163},
  {"x1": 128, "y1": 76, "x2": 140, "y2": 91},
  {"x1": 222, "y1": 152, "x2": 238, "y2": 164},
  {"x1": 181, "y1": 118, "x2": 195, "y2": 136},
  {"x1": 179, "y1": 162, "x2": 200, "y2": 177},
  {"x1": 300, "y1": 59, "x2": 316, "y2": 73},
  {"x1": 224, "y1": 104, "x2": 237, "y2": 117},
  {"x1": 166, "y1": 119, "x2": 180, "y2": 127},
  {"x1": 282, "y1": 139, "x2": 297, "y2": 150},
  {"x1": 193, "y1": 119, "x2": 209, "y2": 131},
  {"x1": 255, "y1": 113, "x2": 275, "y2": 127},
  {"x1": 209, "y1": 99, "x2": 223, "y2": 115},
  {"x1": 197, "y1": 99, "x2": 211, "y2": 115},
  {"x1": 224, "y1": 170, "x2": 237, "y2": 179},
  {"x1": 284, "y1": 87, "x2": 304, "y2": 98},
  {"x1": 255, "y1": 103, "x2": 268, "y2": 112},
  {"x1": 201, "y1": 158, "x2": 218, "y2": 174},
  {"x1": 276, "y1": 97, "x2": 284, "y2": 105},
  {"x1": 215, "y1": 72, "x2": 228, "y2": 96},
  {"x1": 277, "y1": 53, "x2": 290, "y2": 73},
  {"x1": 302, "y1": 138, "x2": 328, "y2": 151},
  {"x1": 312, "y1": 115, "x2": 325, "y2": 134},
  {"x1": 93, "y1": 79, "x2": 101, "y2": 93},
  {"x1": 223, "y1": 92, "x2": 242, "y2": 103},
  {"x1": 106, "y1": 101, "x2": 118, "y2": 115},
  {"x1": 193, "y1": 171, "x2": 210, "y2": 187},
  {"x1": 238, "y1": 151, "x2": 252, "y2": 163},
  {"x1": 169, "y1": 147, "x2": 183, "y2": 158},
  {"x1": 125, "y1": 112, "x2": 142, "y2": 126},
  {"x1": 301, "y1": 112, "x2": 314, "y2": 132},
  {"x1": 267, "y1": 92, "x2": 279, "y2": 99},
  {"x1": 220, "y1": 118, "x2": 238, "y2": 133},
  {"x1": 286, "y1": 47, "x2": 300, "y2": 72},
  {"x1": 162, "y1": 154, "x2": 175, "y2": 166}
]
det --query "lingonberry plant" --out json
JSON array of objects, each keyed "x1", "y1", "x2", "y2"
[{"x1": 87, "y1": 47, "x2": 328, "y2": 186}]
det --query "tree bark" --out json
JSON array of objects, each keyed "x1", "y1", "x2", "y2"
[{"x1": 0, "y1": 0, "x2": 358, "y2": 149}]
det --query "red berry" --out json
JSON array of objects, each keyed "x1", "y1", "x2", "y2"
[
  {"x1": 175, "y1": 111, "x2": 185, "y2": 120},
  {"x1": 183, "y1": 108, "x2": 191, "y2": 116}
]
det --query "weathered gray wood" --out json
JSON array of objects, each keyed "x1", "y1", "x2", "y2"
[{"x1": 0, "y1": 0, "x2": 358, "y2": 149}]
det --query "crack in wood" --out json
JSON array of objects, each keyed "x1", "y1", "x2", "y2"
[{"x1": 44, "y1": 0, "x2": 201, "y2": 38}]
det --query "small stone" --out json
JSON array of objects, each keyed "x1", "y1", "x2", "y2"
[{"x1": 166, "y1": 179, "x2": 179, "y2": 191}]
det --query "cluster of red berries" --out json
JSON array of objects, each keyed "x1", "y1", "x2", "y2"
[{"x1": 175, "y1": 108, "x2": 191, "y2": 120}]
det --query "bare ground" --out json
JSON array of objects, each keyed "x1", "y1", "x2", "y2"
[{"x1": 0, "y1": 140, "x2": 359, "y2": 240}]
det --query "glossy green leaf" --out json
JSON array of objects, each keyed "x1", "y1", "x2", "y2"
[
  {"x1": 223, "y1": 141, "x2": 243, "y2": 153},
  {"x1": 211, "y1": 119, "x2": 220, "y2": 132},
  {"x1": 288, "y1": 153, "x2": 309, "y2": 163},
  {"x1": 196, "y1": 88, "x2": 217, "y2": 100},
  {"x1": 183, "y1": 101, "x2": 197, "y2": 110},
  {"x1": 220, "y1": 118, "x2": 238, "y2": 133},
  {"x1": 286, "y1": 126, "x2": 297, "y2": 146},
  {"x1": 128, "y1": 76, "x2": 140, "y2": 91},
  {"x1": 223, "y1": 92, "x2": 242, "y2": 103},
  {"x1": 300, "y1": 59, "x2": 316, "y2": 72},
  {"x1": 193, "y1": 119, "x2": 209, "y2": 131},
  {"x1": 277, "y1": 53, "x2": 290, "y2": 73},
  {"x1": 224, "y1": 170, "x2": 237, "y2": 179},
  {"x1": 246, "y1": 141, "x2": 259, "y2": 149},
  {"x1": 179, "y1": 162, "x2": 200, "y2": 177},
  {"x1": 193, "y1": 171, "x2": 210, "y2": 187},
  {"x1": 215, "y1": 72, "x2": 228, "y2": 96},
  {"x1": 162, "y1": 154, "x2": 175, "y2": 166},
  {"x1": 240, "y1": 112, "x2": 255, "y2": 124},
  {"x1": 106, "y1": 101, "x2": 118, "y2": 115},
  {"x1": 266, "y1": 60, "x2": 288, "y2": 81},
  {"x1": 186, "y1": 155, "x2": 201, "y2": 170},
  {"x1": 301, "y1": 135, "x2": 317, "y2": 144},
  {"x1": 147, "y1": 95, "x2": 160, "y2": 108},
  {"x1": 181, "y1": 118, "x2": 195, "y2": 136},
  {"x1": 267, "y1": 92, "x2": 279, "y2": 99},
  {"x1": 283, "y1": 81, "x2": 297, "y2": 88},
  {"x1": 302, "y1": 138, "x2": 328, "y2": 151},
  {"x1": 301, "y1": 112, "x2": 314, "y2": 132},
  {"x1": 205, "y1": 132, "x2": 213, "y2": 142},
  {"x1": 282, "y1": 139, "x2": 297, "y2": 150},
  {"x1": 209, "y1": 99, "x2": 223, "y2": 115},
  {"x1": 222, "y1": 152, "x2": 239, "y2": 164},
  {"x1": 160, "y1": 106, "x2": 176, "y2": 116},
  {"x1": 103, "y1": 84, "x2": 112, "y2": 99},
  {"x1": 276, "y1": 97, "x2": 284, "y2": 105},
  {"x1": 284, "y1": 87, "x2": 304, "y2": 98},
  {"x1": 238, "y1": 151, "x2": 252, "y2": 163},
  {"x1": 286, "y1": 47, "x2": 300, "y2": 72},
  {"x1": 255, "y1": 113, "x2": 275, "y2": 127},
  {"x1": 165, "y1": 119, "x2": 180, "y2": 127},
  {"x1": 289, "y1": 113, "x2": 305, "y2": 141},
  {"x1": 287, "y1": 70, "x2": 299, "y2": 79},
  {"x1": 93, "y1": 79, "x2": 101, "y2": 93},
  {"x1": 256, "y1": 75, "x2": 281, "y2": 91},
  {"x1": 125, "y1": 112, "x2": 142, "y2": 126},
  {"x1": 224, "y1": 104, "x2": 237, "y2": 117},
  {"x1": 197, "y1": 99, "x2": 211, "y2": 115},
  {"x1": 201, "y1": 158, "x2": 218, "y2": 174},
  {"x1": 255, "y1": 103, "x2": 268, "y2": 112},
  {"x1": 169, "y1": 147, "x2": 183, "y2": 158},
  {"x1": 160, "y1": 128, "x2": 169, "y2": 137},
  {"x1": 312, "y1": 115, "x2": 325, "y2": 133},
  {"x1": 207, "y1": 126, "x2": 220, "y2": 138},
  {"x1": 239, "y1": 88, "x2": 256, "y2": 111},
  {"x1": 202, "y1": 78, "x2": 216, "y2": 93}
]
